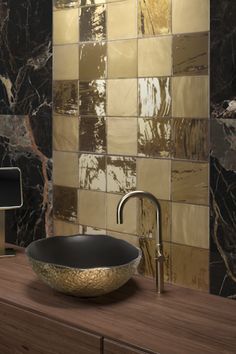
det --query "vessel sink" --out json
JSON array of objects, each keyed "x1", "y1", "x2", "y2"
[{"x1": 26, "y1": 235, "x2": 141, "y2": 297}]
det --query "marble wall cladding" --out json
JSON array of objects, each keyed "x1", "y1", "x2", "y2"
[{"x1": 0, "y1": 0, "x2": 52, "y2": 246}]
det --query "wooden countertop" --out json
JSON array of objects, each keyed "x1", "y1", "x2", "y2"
[{"x1": 0, "y1": 246, "x2": 236, "y2": 354}]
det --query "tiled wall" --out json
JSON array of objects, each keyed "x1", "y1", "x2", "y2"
[{"x1": 53, "y1": 0, "x2": 210, "y2": 291}]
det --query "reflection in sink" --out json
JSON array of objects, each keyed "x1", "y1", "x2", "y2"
[{"x1": 26, "y1": 235, "x2": 142, "y2": 297}]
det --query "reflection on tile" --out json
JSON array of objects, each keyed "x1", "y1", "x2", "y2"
[
  {"x1": 79, "y1": 190, "x2": 106, "y2": 229},
  {"x1": 172, "y1": 161, "x2": 209, "y2": 205},
  {"x1": 53, "y1": 151, "x2": 79, "y2": 187},
  {"x1": 79, "y1": 153, "x2": 106, "y2": 191},
  {"x1": 80, "y1": 0, "x2": 106, "y2": 5},
  {"x1": 172, "y1": 119, "x2": 209, "y2": 161},
  {"x1": 53, "y1": 9, "x2": 79, "y2": 45},
  {"x1": 138, "y1": 78, "x2": 171, "y2": 117},
  {"x1": 172, "y1": 203, "x2": 209, "y2": 249},
  {"x1": 53, "y1": 115, "x2": 79, "y2": 151},
  {"x1": 54, "y1": 220, "x2": 80, "y2": 237},
  {"x1": 172, "y1": 0, "x2": 209, "y2": 34},
  {"x1": 138, "y1": 118, "x2": 171, "y2": 158},
  {"x1": 53, "y1": 80, "x2": 78, "y2": 115},
  {"x1": 172, "y1": 243, "x2": 209, "y2": 291},
  {"x1": 107, "y1": 117, "x2": 137, "y2": 156},
  {"x1": 138, "y1": 0, "x2": 171, "y2": 36},
  {"x1": 107, "y1": 156, "x2": 136, "y2": 193},
  {"x1": 79, "y1": 117, "x2": 106, "y2": 153},
  {"x1": 79, "y1": 42, "x2": 107, "y2": 80},
  {"x1": 173, "y1": 33, "x2": 208, "y2": 76},
  {"x1": 79, "y1": 80, "x2": 106, "y2": 116},
  {"x1": 79, "y1": 4, "x2": 106, "y2": 42},
  {"x1": 108, "y1": 39, "x2": 137, "y2": 79},
  {"x1": 53, "y1": 45, "x2": 78, "y2": 81},
  {"x1": 172, "y1": 76, "x2": 209, "y2": 118},
  {"x1": 78, "y1": 225, "x2": 106, "y2": 235},
  {"x1": 138, "y1": 36, "x2": 172, "y2": 77},
  {"x1": 106, "y1": 193, "x2": 137, "y2": 234},
  {"x1": 137, "y1": 158, "x2": 171, "y2": 200},
  {"x1": 107, "y1": 79, "x2": 137, "y2": 117},
  {"x1": 54, "y1": 185, "x2": 77, "y2": 222},
  {"x1": 54, "y1": 0, "x2": 78, "y2": 9}
]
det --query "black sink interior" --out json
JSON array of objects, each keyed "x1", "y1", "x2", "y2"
[{"x1": 26, "y1": 235, "x2": 140, "y2": 269}]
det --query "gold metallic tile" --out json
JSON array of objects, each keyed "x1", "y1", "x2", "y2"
[
  {"x1": 107, "y1": 156, "x2": 136, "y2": 193},
  {"x1": 79, "y1": 42, "x2": 107, "y2": 80},
  {"x1": 172, "y1": 161, "x2": 209, "y2": 205},
  {"x1": 53, "y1": 45, "x2": 78, "y2": 80},
  {"x1": 53, "y1": 80, "x2": 78, "y2": 115},
  {"x1": 79, "y1": 117, "x2": 106, "y2": 153},
  {"x1": 79, "y1": 153, "x2": 106, "y2": 191},
  {"x1": 137, "y1": 158, "x2": 171, "y2": 200},
  {"x1": 138, "y1": 78, "x2": 171, "y2": 117},
  {"x1": 107, "y1": 0, "x2": 137, "y2": 40},
  {"x1": 138, "y1": 36, "x2": 172, "y2": 77},
  {"x1": 107, "y1": 117, "x2": 137, "y2": 156},
  {"x1": 138, "y1": 0, "x2": 171, "y2": 36},
  {"x1": 80, "y1": 0, "x2": 105, "y2": 5},
  {"x1": 78, "y1": 190, "x2": 106, "y2": 229},
  {"x1": 107, "y1": 79, "x2": 137, "y2": 117},
  {"x1": 54, "y1": 0, "x2": 78, "y2": 9},
  {"x1": 108, "y1": 39, "x2": 137, "y2": 79},
  {"x1": 79, "y1": 80, "x2": 106, "y2": 116},
  {"x1": 172, "y1": 0, "x2": 210, "y2": 34},
  {"x1": 54, "y1": 185, "x2": 77, "y2": 222},
  {"x1": 53, "y1": 9, "x2": 79, "y2": 45},
  {"x1": 138, "y1": 118, "x2": 171, "y2": 158},
  {"x1": 172, "y1": 76, "x2": 209, "y2": 118},
  {"x1": 173, "y1": 33, "x2": 208, "y2": 76},
  {"x1": 172, "y1": 243, "x2": 209, "y2": 291},
  {"x1": 172, "y1": 203, "x2": 209, "y2": 249},
  {"x1": 79, "y1": 4, "x2": 106, "y2": 42},
  {"x1": 53, "y1": 115, "x2": 79, "y2": 151},
  {"x1": 54, "y1": 220, "x2": 80, "y2": 236},
  {"x1": 53, "y1": 151, "x2": 79, "y2": 187}
]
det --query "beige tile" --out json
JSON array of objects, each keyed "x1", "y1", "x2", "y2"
[
  {"x1": 53, "y1": 9, "x2": 79, "y2": 45},
  {"x1": 108, "y1": 39, "x2": 137, "y2": 79},
  {"x1": 107, "y1": 79, "x2": 137, "y2": 117},
  {"x1": 78, "y1": 225, "x2": 106, "y2": 235},
  {"x1": 172, "y1": 76, "x2": 209, "y2": 118},
  {"x1": 53, "y1": 219, "x2": 80, "y2": 236},
  {"x1": 53, "y1": 45, "x2": 78, "y2": 80},
  {"x1": 138, "y1": 36, "x2": 172, "y2": 77},
  {"x1": 172, "y1": 243, "x2": 209, "y2": 291},
  {"x1": 108, "y1": 231, "x2": 140, "y2": 248},
  {"x1": 137, "y1": 158, "x2": 171, "y2": 200},
  {"x1": 53, "y1": 115, "x2": 79, "y2": 151},
  {"x1": 107, "y1": 156, "x2": 136, "y2": 193},
  {"x1": 172, "y1": 203, "x2": 209, "y2": 249},
  {"x1": 53, "y1": 151, "x2": 79, "y2": 187},
  {"x1": 79, "y1": 42, "x2": 107, "y2": 81},
  {"x1": 107, "y1": 0, "x2": 137, "y2": 40},
  {"x1": 78, "y1": 190, "x2": 106, "y2": 229},
  {"x1": 106, "y1": 193, "x2": 137, "y2": 235},
  {"x1": 107, "y1": 117, "x2": 137, "y2": 155},
  {"x1": 172, "y1": 0, "x2": 209, "y2": 34}
]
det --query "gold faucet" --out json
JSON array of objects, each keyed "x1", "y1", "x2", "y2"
[{"x1": 117, "y1": 190, "x2": 165, "y2": 294}]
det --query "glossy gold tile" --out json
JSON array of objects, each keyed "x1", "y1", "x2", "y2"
[
  {"x1": 107, "y1": 79, "x2": 137, "y2": 117},
  {"x1": 137, "y1": 158, "x2": 171, "y2": 200},
  {"x1": 107, "y1": 0, "x2": 137, "y2": 40},
  {"x1": 54, "y1": 185, "x2": 77, "y2": 222},
  {"x1": 172, "y1": 76, "x2": 209, "y2": 118},
  {"x1": 53, "y1": 151, "x2": 79, "y2": 187},
  {"x1": 108, "y1": 39, "x2": 137, "y2": 79},
  {"x1": 79, "y1": 4, "x2": 106, "y2": 42},
  {"x1": 54, "y1": 0, "x2": 78, "y2": 9},
  {"x1": 54, "y1": 220, "x2": 80, "y2": 236},
  {"x1": 138, "y1": 36, "x2": 172, "y2": 77},
  {"x1": 106, "y1": 193, "x2": 137, "y2": 235},
  {"x1": 53, "y1": 115, "x2": 79, "y2": 151},
  {"x1": 79, "y1": 153, "x2": 106, "y2": 191},
  {"x1": 53, "y1": 45, "x2": 78, "y2": 80},
  {"x1": 172, "y1": 161, "x2": 209, "y2": 205},
  {"x1": 79, "y1": 42, "x2": 107, "y2": 80},
  {"x1": 53, "y1": 80, "x2": 78, "y2": 115},
  {"x1": 78, "y1": 190, "x2": 106, "y2": 229},
  {"x1": 53, "y1": 9, "x2": 79, "y2": 45},
  {"x1": 172, "y1": 243, "x2": 209, "y2": 291},
  {"x1": 172, "y1": 203, "x2": 209, "y2": 249},
  {"x1": 107, "y1": 117, "x2": 137, "y2": 156},
  {"x1": 173, "y1": 33, "x2": 208, "y2": 76},
  {"x1": 79, "y1": 80, "x2": 106, "y2": 116},
  {"x1": 138, "y1": 0, "x2": 171, "y2": 36},
  {"x1": 138, "y1": 118, "x2": 171, "y2": 158},
  {"x1": 107, "y1": 156, "x2": 136, "y2": 193},
  {"x1": 138, "y1": 78, "x2": 171, "y2": 117},
  {"x1": 172, "y1": 0, "x2": 209, "y2": 34},
  {"x1": 79, "y1": 117, "x2": 106, "y2": 153}
]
